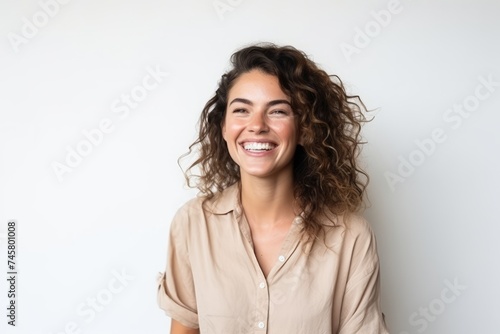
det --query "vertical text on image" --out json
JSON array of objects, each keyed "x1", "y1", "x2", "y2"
[{"x1": 6, "y1": 220, "x2": 18, "y2": 326}]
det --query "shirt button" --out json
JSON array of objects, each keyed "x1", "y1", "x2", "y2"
[
  {"x1": 258, "y1": 322, "x2": 265, "y2": 329},
  {"x1": 278, "y1": 255, "x2": 285, "y2": 262},
  {"x1": 259, "y1": 282, "x2": 266, "y2": 289}
]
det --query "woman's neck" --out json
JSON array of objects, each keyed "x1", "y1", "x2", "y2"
[{"x1": 239, "y1": 172, "x2": 297, "y2": 228}]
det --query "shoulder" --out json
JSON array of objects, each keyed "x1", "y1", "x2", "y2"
[
  {"x1": 170, "y1": 184, "x2": 240, "y2": 229},
  {"x1": 338, "y1": 213, "x2": 374, "y2": 240},
  {"x1": 322, "y1": 211, "x2": 375, "y2": 241},
  {"x1": 171, "y1": 195, "x2": 205, "y2": 222},
  {"x1": 173, "y1": 196, "x2": 205, "y2": 218},
  {"x1": 323, "y1": 212, "x2": 380, "y2": 274},
  {"x1": 168, "y1": 197, "x2": 205, "y2": 239}
]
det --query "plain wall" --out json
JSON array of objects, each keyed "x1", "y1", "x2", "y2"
[{"x1": 1, "y1": 0, "x2": 499, "y2": 333}]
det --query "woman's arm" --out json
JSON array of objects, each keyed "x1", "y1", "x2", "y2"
[{"x1": 170, "y1": 319, "x2": 199, "y2": 334}]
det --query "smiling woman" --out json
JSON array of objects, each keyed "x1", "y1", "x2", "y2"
[
  {"x1": 157, "y1": 43, "x2": 389, "y2": 334},
  {"x1": 223, "y1": 70, "x2": 299, "y2": 182}
]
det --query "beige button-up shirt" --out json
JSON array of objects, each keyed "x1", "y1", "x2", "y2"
[{"x1": 157, "y1": 184, "x2": 389, "y2": 333}]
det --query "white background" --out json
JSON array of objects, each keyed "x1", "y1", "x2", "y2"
[{"x1": 1, "y1": 0, "x2": 499, "y2": 333}]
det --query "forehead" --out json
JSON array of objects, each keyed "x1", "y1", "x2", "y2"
[{"x1": 228, "y1": 70, "x2": 290, "y2": 101}]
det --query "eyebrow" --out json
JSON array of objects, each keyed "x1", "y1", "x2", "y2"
[{"x1": 228, "y1": 98, "x2": 291, "y2": 107}]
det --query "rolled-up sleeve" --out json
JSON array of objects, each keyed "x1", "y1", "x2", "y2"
[
  {"x1": 157, "y1": 206, "x2": 199, "y2": 328},
  {"x1": 338, "y1": 221, "x2": 389, "y2": 334}
]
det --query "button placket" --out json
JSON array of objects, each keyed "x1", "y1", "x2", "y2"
[{"x1": 254, "y1": 270, "x2": 269, "y2": 333}]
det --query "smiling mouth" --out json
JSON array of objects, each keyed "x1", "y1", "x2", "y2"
[{"x1": 242, "y1": 142, "x2": 277, "y2": 152}]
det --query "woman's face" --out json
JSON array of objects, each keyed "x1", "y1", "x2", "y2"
[{"x1": 222, "y1": 69, "x2": 299, "y2": 181}]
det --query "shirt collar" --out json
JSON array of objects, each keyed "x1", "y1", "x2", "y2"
[
  {"x1": 204, "y1": 183, "x2": 307, "y2": 228},
  {"x1": 205, "y1": 182, "x2": 241, "y2": 215}
]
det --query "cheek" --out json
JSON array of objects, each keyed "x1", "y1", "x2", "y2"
[
  {"x1": 222, "y1": 121, "x2": 243, "y2": 140},
  {"x1": 275, "y1": 122, "x2": 299, "y2": 143}
]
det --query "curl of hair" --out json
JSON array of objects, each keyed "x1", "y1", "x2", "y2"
[{"x1": 180, "y1": 43, "x2": 369, "y2": 241}]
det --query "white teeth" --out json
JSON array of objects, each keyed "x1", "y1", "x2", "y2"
[{"x1": 243, "y1": 142, "x2": 276, "y2": 151}]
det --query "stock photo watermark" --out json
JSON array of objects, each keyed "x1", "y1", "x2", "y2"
[
  {"x1": 5, "y1": 220, "x2": 18, "y2": 326},
  {"x1": 213, "y1": 0, "x2": 244, "y2": 20},
  {"x1": 51, "y1": 64, "x2": 169, "y2": 183},
  {"x1": 399, "y1": 277, "x2": 466, "y2": 334},
  {"x1": 339, "y1": 0, "x2": 404, "y2": 63},
  {"x1": 47, "y1": 268, "x2": 134, "y2": 334},
  {"x1": 385, "y1": 74, "x2": 499, "y2": 191},
  {"x1": 7, "y1": 0, "x2": 73, "y2": 53}
]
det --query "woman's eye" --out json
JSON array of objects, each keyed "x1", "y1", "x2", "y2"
[
  {"x1": 233, "y1": 109, "x2": 247, "y2": 113},
  {"x1": 270, "y1": 109, "x2": 288, "y2": 116}
]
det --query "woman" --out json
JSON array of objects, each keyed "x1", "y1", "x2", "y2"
[{"x1": 157, "y1": 43, "x2": 389, "y2": 333}]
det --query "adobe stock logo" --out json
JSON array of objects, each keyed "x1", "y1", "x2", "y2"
[
  {"x1": 399, "y1": 278, "x2": 466, "y2": 334},
  {"x1": 51, "y1": 65, "x2": 169, "y2": 183},
  {"x1": 47, "y1": 268, "x2": 134, "y2": 334},
  {"x1": 385, "y1": 74, "x2": 499, "y2": 191},
  {"x1": 7, "y1": 0, "x2": 72, "y2": 53},
  {"x1": 340, "y1": 0, "x2": 404, "y2": 62},
  {"x1": 213, "y1": 0, "x2": 243, "y2": 20}
]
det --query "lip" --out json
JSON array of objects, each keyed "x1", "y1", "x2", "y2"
[
  {"x1": 238, "y1": 139, "x2": 278, "y2": 145},
  {"x1": 238, "y1": 139, "x2": 278, "y2": 155}
]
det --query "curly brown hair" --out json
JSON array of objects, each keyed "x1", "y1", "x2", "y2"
[{"x1": 181, "y1": 43, "x2": 369, "y2": 240}]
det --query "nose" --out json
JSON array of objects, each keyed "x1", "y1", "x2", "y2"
[{"x1": 248, "y1": 112, "x2": 269, "y2": 133}]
